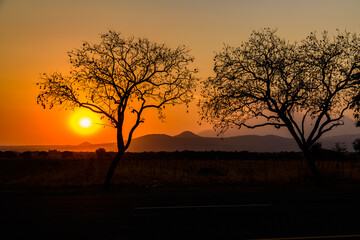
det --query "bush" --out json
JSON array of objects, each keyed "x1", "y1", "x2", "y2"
[
  {"x1": 4, "y1": 151, "x2": 18, "y2": 159},
  {"x1": 96, "y1": 148, "x2": 107, "y2": 160},
  {"x1": 20, "y1": 151, "x2": 32, "y2": 159},
  {"x1": 353, "y1": 138, "x2": 360, "y2": 153},
  {"x1": 61, "y1": 151, "x2": 74, "y2": 159},
  {"x1": 310, "y1": 142, "x2": 324, "y2": 153},
  {"x1": 332, "y1": 142, "x2": 348, "y2": 153}
]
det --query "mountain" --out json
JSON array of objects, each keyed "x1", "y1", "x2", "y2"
[
  {"x1": 1, "y1": 131, "x2": 360, "y2": 152},
  {"x1": 198, "y1": 116, "x2": 360, "y2": 138},
  {"x1": 174, "y1": 131, "x2": 201, "y2": 138},
  {"x1": 127, "y1": 132, "x2": 299, "y2": 152},
  {"x1": 320, "y1": 134, "x2": 360, "y2": 150},
  {"x1": 127, "y1": 132, "x2": 360, "y2": 152}
]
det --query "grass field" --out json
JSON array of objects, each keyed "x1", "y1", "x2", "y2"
[{"x1": 1, "y1": 151, "x2": 360, "y2": 189}]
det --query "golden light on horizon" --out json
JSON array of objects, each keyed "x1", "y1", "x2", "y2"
[{"x1": 69, "y1": 109, "x2": 102, "y2": 135}]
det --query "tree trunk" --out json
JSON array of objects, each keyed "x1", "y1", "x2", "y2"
[
  {"x1": 103, "y1": 150, "x2": 124, "y2": 191},
  {"x1": 303, "y1": 149, "x2": 326, "y2": 187}
]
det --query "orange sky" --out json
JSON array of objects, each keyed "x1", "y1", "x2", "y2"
[{"x1": 0, "y1": 0, "x2": 359, "y2": 145}]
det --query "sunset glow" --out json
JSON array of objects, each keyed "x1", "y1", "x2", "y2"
[
  {"x1": 69, "y1": 109, "x2": 101, "y2": 135},
  {"x1": 0, "y1": 0, "x2": 359, "y2": 145}
]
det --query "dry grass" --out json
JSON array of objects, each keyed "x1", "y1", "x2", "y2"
[
  {"x1": 1, "y1": 151, "x2": 360, "y2": 188},
  {"x1": 0, "y1": 152, "x2": 360, "y2": 188}
]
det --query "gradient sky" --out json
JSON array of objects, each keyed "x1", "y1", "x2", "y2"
[{"x1": 0, "y1": 0, "x2": 359, "y2": 145}]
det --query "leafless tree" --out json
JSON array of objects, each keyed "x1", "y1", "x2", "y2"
[
  {"x1": 200, "y1": 29, "x2": 360, "y2": 184},
  {"x1": 37, "y1": 31, "x2": 198, "y2": 189}
]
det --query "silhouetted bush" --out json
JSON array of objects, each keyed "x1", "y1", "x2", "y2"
[
  {"x1": 332, "y1": 142, "x2": 348, "y2": 153},
  {"x1": 353, "y1": 138, "x2": 360, "y2": 153},
  {"x1": 37, "y1": 151, "x2": 49, "y2": 159},
  {"x1": 310, "y1": 142, "x2": 324, "y2": 153},
  {"x1": 95, "y1": 148, "x2": 107, "y2": 160},
  {"x1": 61, "y1": 151, "x2": 74, "y2": 159},
  {"x1": 20, "y1": 151, "x2": 32, "y2": 160},
  {"x1": 4, "y1": 151, "x2": 17, "y2": 159},
  {"x1": 308, "y1": 142, "x2": 352, "y2": 161}
]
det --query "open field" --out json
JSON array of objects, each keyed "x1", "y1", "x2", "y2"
[{"x1": 1, "y1": 151, "x2": 360, "y2": 189}]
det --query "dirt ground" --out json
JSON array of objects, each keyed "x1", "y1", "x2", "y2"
[{"x1": 2, "y1": 183, "x2": 360, "y2": 240}]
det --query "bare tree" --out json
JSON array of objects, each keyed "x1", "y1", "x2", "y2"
[
  {"x1": 200, "y1": 29, "x2": 360, "y2": 184},
  {"x1": 37, "y1": 31, "x2": 198, "y2": 189}
]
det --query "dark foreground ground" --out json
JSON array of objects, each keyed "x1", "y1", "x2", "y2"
[{"x1": 2, "y1": 184, "x2": 360, "y2": 240}]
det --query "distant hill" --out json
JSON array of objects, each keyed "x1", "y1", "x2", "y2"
[
  {"x1": 2, "y1": 131, "x2": 359, "y2": 153},
  {"x1": 126, "y1": 133, "x2": 299, "y2": 152},
  {"x1": 174, "y1": 131, "x2": 201, "y2": 138},
  {"x1": 198, "y1": 116, "x2": 360, "y2": 138},
  {"x1": 320, "y1": 134, "x2": 360, "y2": 150}
]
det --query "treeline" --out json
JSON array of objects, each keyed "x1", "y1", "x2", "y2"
[{"x1": 0, "y1": 149, "x2": 359, "y2": 161}]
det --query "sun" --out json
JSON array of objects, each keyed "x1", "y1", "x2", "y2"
[
  {"x1": 79, "y1": 117, "x2": 92, "y2": 128},
  {"x1": 69, "y1": 109, "x2": 102, "y2": 135}
]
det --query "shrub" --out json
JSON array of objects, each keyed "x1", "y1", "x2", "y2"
[
  {"x1": 96, "y1": 148, "x2": 107, "y2": 160},
  {"x1": 20, "y1": 151, "x2": 32, "y2": 159},
  {"x1": 353, "y1": 138, "x2": 360, "y2": 153},
  {"x1": 310, "y1": 142, "x2": 324, "y2": 153},
  {"x1": 61, "y1": 151, "x2": 74, "y2": 159},
  {"x1": 332, "y1": 142, "x2": 348, "y2": 153}
]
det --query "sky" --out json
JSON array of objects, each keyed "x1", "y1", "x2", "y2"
[{"x1": 0, "y1": 0, "x2": 359, "y2": 145}]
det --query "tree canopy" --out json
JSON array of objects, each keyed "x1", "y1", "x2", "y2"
[
  {"x1": 37, "y1": 31, "x2": 198, "y2": 188},
  {"x1": 200, "y1": 29, "x2": 360, "y2": 183},
  {"x1": 38, "y1": 31, "x2": 197, "y2": 149}
]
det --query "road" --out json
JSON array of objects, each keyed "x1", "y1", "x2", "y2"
[{"x1": 1, "y1": 185, "x2": 360, "y2": 239}]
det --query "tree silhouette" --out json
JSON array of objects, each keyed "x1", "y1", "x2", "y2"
[
  {"x1": 200, "y1": 29, "x2": 360, "y2": 185},
  {"x1": 37, "y1": 31, "x2": 198, "y2": 189}
]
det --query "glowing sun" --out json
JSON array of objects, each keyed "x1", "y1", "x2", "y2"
[
  {"x1": 79, "y1": 117, "x2": 92, "y2": 128},
  {"x1": 69, "y1": 109, "x2": 101, "y2": 135}
]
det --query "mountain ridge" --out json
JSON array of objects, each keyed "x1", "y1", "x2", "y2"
[
  {"x1": 197, "y1": 116, "x2": 360, "y2": 138},
  {"x1": 1, "y1": 131, "x2": 359, "y2": 152}
]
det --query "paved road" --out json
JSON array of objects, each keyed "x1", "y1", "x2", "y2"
[{"x1": 1, "y1": 186, "x2": 360, "y2": 239}]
